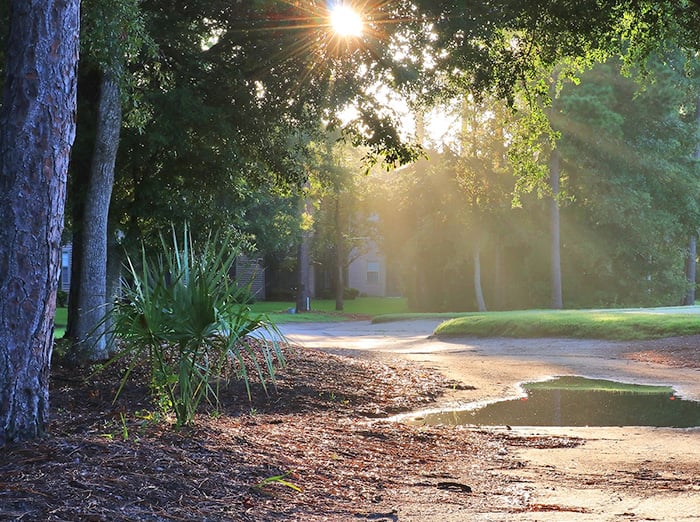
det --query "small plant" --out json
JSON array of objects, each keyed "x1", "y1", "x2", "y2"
[
  {"x1": 119, "y1": 412, "x2": 129, "y2": 441},
  {"x1": 101, "y1": 225, "x2": 285, "y2": 428},
  {"x1": 255, "y1": 471, "x2": 302, "y2": 493}
]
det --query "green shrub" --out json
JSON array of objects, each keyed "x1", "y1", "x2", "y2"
[
  {"x1": 103, "y1": 226, "x2": 285, "y2": 428},
  {"x1": 56, "y1": 290, "x2": 68, "y2": 307},
  {"x1": 343, "y1": 287, "x2": 359, "y2": 300}
]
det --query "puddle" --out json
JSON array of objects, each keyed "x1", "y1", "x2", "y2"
[{"x1": 405, "y1": 376, "x2": 700, "y2": 428}]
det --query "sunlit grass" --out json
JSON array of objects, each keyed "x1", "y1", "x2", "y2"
[
  {"x1": 58, "y1": 301, "x2": 700, "y2": 338},
  {"x1": 249, "y1": 297, "x2": 408, "y2": 323},
  {"x1": 524, "y1": 376, "x2": 673, "y2": 394},
  {"x1": 54, "y1": 298, "x2": 408, "y2": 335},
  {"x1": 432, "y1": 308, "x2": 700, "y2": 340}
]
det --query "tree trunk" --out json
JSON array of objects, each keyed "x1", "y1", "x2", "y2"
[
  {"x1": 0, "y1": 0, "x2": 80, "y2": 446},
  {"x1": 65, "y1": 219, "x2": 84, "y2": 339},
  {"x1": 71, "y1": 70, "x2": 121, "y2": 362},
  {"x1": 549, "y1": 147, "x2": 563, "y2": 309},
  {"x1": 296, "y1": 241, "x2": 311, "y2": 312},
  {"x1": 104, "y1": 230, "x2": 123, "y2": 348},
  {"x1": 335, "y1": 257, "x2": 345, "y2": 312},
  {"x1": 296, "y1": 193, "x2": 312, "y2": 312},
  {"x1": 684, "y1": 98, "x2": 700, "y2": 305},
  {"x1": 334, "y1": 196, "x2": 345, "y2": 311},
  {"x1": 683, "y1": 235, "x2": 697, "y2": 306},
  {"x1": 473, "y1": 246, "x2": 487, "y2": 312}
]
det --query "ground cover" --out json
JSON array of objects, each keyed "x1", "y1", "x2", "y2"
[
  {"x1": 53, "y1": 297, "x2": 409, "y2": 337},
  {"x1": 253, "y1": 297, "x2": 409, "y2": 323},
  {"x1": 432, "y1": 308, "x2": 700, "y2": 340},
  {"x1": 1, "y1": 346, "x2": 554, "y2": 521},
  {"x1": 7, "y1": 324, "x2": 700, "y2": 520}
]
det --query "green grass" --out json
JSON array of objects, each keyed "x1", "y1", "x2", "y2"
[
  {"x1": 57, "y1": 301, "x2": 700, "y2": 339},
  {"x1": 524, "y1": 376, "x2": 673, "y2": 394},
  {"x1": 54, "y1": 297, "x2": 408, "y2": 335},
  {"x1": 54, "y1": 307, "x2": 67, "y2": 338},
  {"x1": 247, "y1": 297, "x2": 408, "y2": 324},
  {"x1": 372, "y1": 312, "x2": 465, "y2": 324},
  {"x1": 432, "y1": 308, "x2": 700, "y2": 340}
]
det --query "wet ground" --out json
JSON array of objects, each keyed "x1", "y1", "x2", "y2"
[{"x1": 278, "y1": 319, "x2": 700, "y2": 520}]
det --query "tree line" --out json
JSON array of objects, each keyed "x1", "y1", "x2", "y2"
[{"x1": 373, "y1": 54, "x2": 700, "y2": 311}]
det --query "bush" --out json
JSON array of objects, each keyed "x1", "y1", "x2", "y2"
[
  {"x1": 344, "y1": 287, "x2": 359, "y2": 300},
  {"x1": 56, "y1": 290, "x2": 68, "y2": 307},
  {"x1": 102, "y1": 226, "x2": 285, "y2": 428}
]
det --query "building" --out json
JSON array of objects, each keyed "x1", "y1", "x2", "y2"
[{"x1": 346, "y1": 241, "x2": 386, "y2": 297}]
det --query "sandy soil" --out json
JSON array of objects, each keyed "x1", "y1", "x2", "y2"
[{"x1": 278, "y1": 320, "x2": 700, "y2": 521}]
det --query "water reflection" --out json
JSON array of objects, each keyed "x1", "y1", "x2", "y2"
[{"x1": 410, "y1": 377, "x2": 700, "y2": 428}]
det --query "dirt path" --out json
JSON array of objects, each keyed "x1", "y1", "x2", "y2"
[{"x1": 278, "y1": 320, "x2": 700, "y2": 521}]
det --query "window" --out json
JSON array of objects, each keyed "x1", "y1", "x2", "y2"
[{"x1": 366, "y1": 261, "x2": 380, "y2": 285}]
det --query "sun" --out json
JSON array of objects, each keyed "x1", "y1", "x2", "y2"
[{"x1": 330, "y1": 4, "x2": 364, "y2": 37}]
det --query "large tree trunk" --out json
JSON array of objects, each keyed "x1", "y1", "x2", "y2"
[
  {"x1": 65, "y1": 217, "x2": 84, "y2": 339},
  {"x1": 0, "y1": 0, "x2": 80, "y2": 446},
  {"x1": 71, "y1": 70, "x2": 121, "y2": 362},
  {"x1": 549, "y1": 147, "x2": 563, "y2": 309},
  {"x1": 683, "y1": 235, "x2": 697, "y2": 305},
  {"x1": 473, "y1": 246, "x2": 487, "y2": 312},
  {"x1": 104, "y1": 230, "x2": 123, "y2": 347},
  {"x1": 296, "y1": 192, "x2": 312, "y2": 312},
  {"x1": 685, "y1": 98, "x2": 700, "y2": 305},
  {"x1": 296, "y1": 240, "x2": 311, "y2": 312},
  {"x1": 334, "y1": 196, "x2": 345, "y2": 312}
]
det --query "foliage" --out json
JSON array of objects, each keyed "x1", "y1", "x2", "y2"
[
  {"x1": 369, "y1": 48, "x2": 700, "y2": 311},
  {"x1": 56, "y1": 290, "x2": 68, "y2": 308},
  {"x1": 304, "y1": 134, "x2": 381, "y2": 303},
  {"x1": 102, "y1": 226, "x2": 285, "y2": 428},
  {"x1": 434, "y1": 308, "x2": 700, "y2": 340},
  {"x1": 555, "y1": 55, "x2": 700, "y2": 306}
]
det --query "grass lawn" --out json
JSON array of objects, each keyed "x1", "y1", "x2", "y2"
[
  {"x1": 55, "y1": 302, "x2": 700, "y2": 340},
  {"x1": 54, "y1": 297, "x2": 409, "y2": 335},
  {"x1": 432, "y1": 308, "x2": 700, "y2": 340},
  {"x1": 524, "y1": 376, "x2": 674, "y2": 394},
  {"x1": 54, "y1": 307, "x2": 68, "y2": 338},
  {"x1": 250, "y1": 297, "x2": 408, "y2": 323}
]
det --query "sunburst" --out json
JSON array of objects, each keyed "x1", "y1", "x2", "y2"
[{"x1": 330, "y1": 4, "x2": 364, "y2": 37}]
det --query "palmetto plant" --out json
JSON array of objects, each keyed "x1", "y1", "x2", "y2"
[{"x1": 105, "y1": 226, "x2": 285, "y2": 428}]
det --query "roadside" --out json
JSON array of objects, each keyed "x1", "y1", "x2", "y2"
[
  {"x1": 279, "y1": 320, "x2": 700, "y2": 521},
  {"x1": 3, "y1": 319, "x2": 699, "y2": 521}
]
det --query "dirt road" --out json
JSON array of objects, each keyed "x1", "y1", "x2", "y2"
[{"x1": 278, "y1": 320, "x2": 700, "y2": 521}]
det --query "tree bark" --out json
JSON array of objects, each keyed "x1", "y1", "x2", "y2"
[
  {"x1": 334, "y1": 197, "x2": 345, "y2": 312},
  {"x1": 104, "y1": 229, "x2": 123, "y2": 346},
  {"x1": 683, "y1": 235, "x2": 696, "y2": 305},
  {"x1": 71, "y1": 70, "x2": 121, "y2": 361},
  {"x1": 473, "y1": 246, "x2": 487, "y2": 312},
  {"x1": 685, "y1": 98, "x2": 700, "y2": 305},
  {"x1": 296, "y1": 241, "x2": 311, "y2": 312},
  {"x1": 296, "y1": 192, "x2": 312, "y2": 312},
  {"x1": 549, "y1": 148, "x2": 564, "y2": 309},
  {"x1": 0, "y1": 0, "x2": 80, "y2": 446}
]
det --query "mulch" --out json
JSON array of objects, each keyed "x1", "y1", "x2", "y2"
[
  {"x1": 2, "y1": 334, "x2": 697, "y2": 521},
  {"x1": 621, "y1": 334, "x2": 700, "y2": 369}
]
